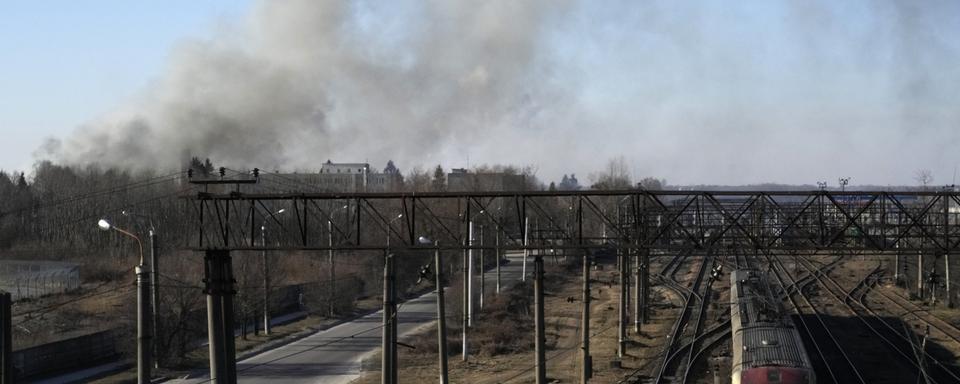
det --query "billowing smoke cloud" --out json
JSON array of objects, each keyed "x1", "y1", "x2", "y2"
[
  {"x1": 46, "y1": 0, "x2": 574, "y2": 174},
  {"x1": 43, "y1": 0, "x2": 960, "y2": 185}
]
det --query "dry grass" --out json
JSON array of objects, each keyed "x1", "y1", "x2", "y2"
[{"x1": 351, "y1": 257, "x2": 682, "y2": 384}]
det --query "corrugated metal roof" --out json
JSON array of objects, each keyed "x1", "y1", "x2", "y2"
[{"x1": 737, "y1": 326, "x2": 808, "y2": 368}]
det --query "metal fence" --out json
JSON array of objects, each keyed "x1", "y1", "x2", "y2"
[{"x1": 0, "y1": 260, "x2": 81, "y2": 300}]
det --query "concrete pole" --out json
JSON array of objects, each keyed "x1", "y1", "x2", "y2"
[
  {"x1": 1, "y1": 292, "x2": 12, "y2": 384},
  {"x1": 435, "y1": 246, "x2": 449, "y2": 384},
  {"x1": 919, "y1": 250, "x2": 924, "y2": 299},
  {"x1": 205, "y1": 251, "x2": 226, "y2": 382},
  {"x1": 480, "y1": 225, "x2": 485, "y2": 309},
  {"x1": 390, "y1": 254, "x2": 398, "y2": 384},
  {"x1": 149, "y1": 231, "x2": 160, "y2": 369},
  {"x1": 468, "y1": 221, "x2": 474, "y2": 327},
  {"x1": 534, "y1": 255, "x2": 546, "y2": 384},
  {"x1": 581, "y1": 251, "x2": 592, "y2": 383},
  {"x1": 895, "y1": 242, "x2": 901, "y2": 286},
  {"x1": 462, "y1": 244, "x2": 469, "y2": 362},
  {"x1": 617, "y1": 248, "x2": 626, "y2": 359},
  {"x1": 634, "y1": 248, "x2": 642, "y2": 334},
  {"x1": 137, "y1": 265, "x2": 153, "y2": 384},
  {"x1": 329, "y1": 220, "x2": 336, "y2": 316},
  {"x1": 261, "y1": 226, "x2": 271, "y2": 335},
  {"x1": 382, "y1": 252, "x2": 394, "y2": 384},
  {"x1": 522, "y1": 217, "x2": 529, "y2": 282},
  {"x1": 496, "y1": 230, "x2": 501, "y2": 295},
  {"x1": 946, "y1": 254, "x2": 952, "y2": 307},
  {"x1": 221, "y1": 254, "x2": 238, "y2": 383},
  {"x1": 945, "y1": 194, "x2": 953, "y2": 307},
  {"x1": 641, "y1": 248, "x2": 650, "y2": 324}
]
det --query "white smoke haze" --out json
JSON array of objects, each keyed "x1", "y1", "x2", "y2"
[{"x1": 42, "y1": 0, "x2": 960, "y2": 186}]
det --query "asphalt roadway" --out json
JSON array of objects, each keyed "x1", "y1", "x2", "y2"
[{"x1": 170, "y1": 251, "x2": 530, "y2": 384}]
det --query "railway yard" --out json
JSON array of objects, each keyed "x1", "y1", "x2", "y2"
[{"x1": 613, "y1": 249, "x2": 960, "y2": 384}]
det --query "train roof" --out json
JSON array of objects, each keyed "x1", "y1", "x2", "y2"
[
  {"x1": 730, "y1": 269, "x2": 813, "y2": 370},
  {"x1": 737, "y1": 325, "x2": 810, "y2": 369},
  {"x1": 731, "y1": 269, "x2": 791, "y2": 327}
]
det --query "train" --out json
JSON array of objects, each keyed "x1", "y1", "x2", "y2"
[{"x1": 731, "y1": 269, "x2": 815, "y2": 384}]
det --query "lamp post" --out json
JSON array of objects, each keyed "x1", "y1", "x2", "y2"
[
  {"x1": 418, "y1": 236, "x2": 448, "y2": 384},
  {"x1": 98, "y1": 219, "x2": 151, "y2": 384},
  {"x1": 122, "y1": 210, "x2": 161, "y2": 368},
  {"x1": 383, "y1": 213, "x2": 403, "y2": 384},
  {"x1": 261, "y1": 208, "x2": 286, "y2": 336},
  {"x1": 838, "y1": 177, "x2": 850, "y2": 193},
  {"x1": 328, "y1": 204, "x2": 349, "y2": 317}
]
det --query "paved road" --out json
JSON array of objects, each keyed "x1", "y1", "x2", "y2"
[{"x1": 171, "y1": 251, "x2": 530, "y2": 384}]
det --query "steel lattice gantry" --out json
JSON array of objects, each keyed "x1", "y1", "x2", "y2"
[
  {"x1": 186, "y1": 190, "x2": 960, "y2": 253},
  {"x1": 182, "y1": 189, "x2": 960, "y2": 383}
]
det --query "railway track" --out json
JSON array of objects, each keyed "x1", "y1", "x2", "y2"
[
  {"x1": 620, "y1": 250, "x2": 843, "y2": 384},
  {"x1": 862, "y1": 273, "x2": 960, "y2": 350},
  {"x1": 653, "y1": 251, "x2": 714, "y2": 384},
  {"x1": 795, "y1": 255, "x2": 960, "y2": 384},
  {"x1": 767, "y1": 254, "x2": 867, "y2": 384}
]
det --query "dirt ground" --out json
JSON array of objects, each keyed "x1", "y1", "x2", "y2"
[{"x1": 350, "y1": 258, "x2": 681, "y2": 384}]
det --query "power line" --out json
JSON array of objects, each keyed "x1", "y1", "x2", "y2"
[{"x1": 0, "y1": 170, "x2": 185, "y2": 218}]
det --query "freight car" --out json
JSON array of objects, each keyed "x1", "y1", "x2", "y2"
[{"x1": 731, "y1": 269, "x2": 815, "y2": 384}]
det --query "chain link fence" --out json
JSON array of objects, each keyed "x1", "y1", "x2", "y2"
[{"x1": 0, "y1": 260, "x2": 81, "y2": 300}]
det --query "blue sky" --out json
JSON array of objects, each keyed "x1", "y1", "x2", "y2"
[
  {"x1": 1, "y1": 1, "x2": 958, "y2": 186},
  {"x1": 0, "y1": 1, "x2": 251, "y2": 173}
]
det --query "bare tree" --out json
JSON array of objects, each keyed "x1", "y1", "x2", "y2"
[
  {"x1": 914, "y1": 169, "x2": 934, "y2": 190},
  {"x1": 589, "y1": 156, "x2": 632, "y2": 190},
  {"x1": 638, "y1": 177, "x2": 667, "y2": 190}
]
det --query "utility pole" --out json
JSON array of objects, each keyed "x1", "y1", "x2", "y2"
[
  {"x1": 919, "y1": 249, "x2": 924, "y2": 299},
  {"x1": 434, "y1": 245, "x2": 449, "y2": 384},
  {"x1": 462, "y1": 240, "x2": 469, "y2": 362},
  {"x1": 149, "y1": 230, "x2": 160, "y2": 369},
  {"x1": 640, "y1": 247, "x2": 649, "y2": 325},
  {"x1": 204, "y1": 250, "x2": 237, "y2": 383},
  {"x1": 479, "y1": 225, "x2": 485, "y2": 309},
  {"x1": 634, "y1": 248, "x2": 642, "y2": 334},
  {"x1": 261, "y1": 225, "x2": 271, "y2": 335},
  {"x1": 468, "y1": 221, "x2": 475, "y2": 327},
  {"x1": 581, "y1": 250, "x2": 592, "y2": 383},
  {"x1": 382, "y1": 252, "x2": 396, "y2": 384},
  {"x1": 496, "y1": 229, "x2": 501, "y2": 295},
  {"x1": 579, "y1": 197, "x2": 591, "y2": 383},
  {"x1": 137, "y1": 264, "x2": 153, "y2": 384},
  {"x1": 329, "y1": 220, "x2": 336, "y2": 316},
  {"x1": 391, "y1": 254, "x2": 398, "y2": 384},
  {"x1": 534, "y1": 254, "x2": 546, "y2": 384},
  {"x1": 617, "y1": 247, "x2": 626, "y2": 358},
  {"x1": 1, "y1": 292, "x2": 12, "y2": 384},
  {"x1": 522, "y1": 217, "x2": 529, "y2": 281},
  {"x1": 944, "y1": 192, "x2": 952, "y2": 307}
]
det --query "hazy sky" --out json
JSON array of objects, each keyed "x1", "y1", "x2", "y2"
[{"x1": 1, "y1": 1, "x2": 958, "y2": 186}]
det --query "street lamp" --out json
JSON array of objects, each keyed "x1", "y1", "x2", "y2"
[
  {"x1": 98, "y1": 218, "x2": 151, "y2": 383},
  {"x1": 261, "y1": 208, "x2": 286, "y2": 335},
  {"x1": 327, "y1": 204, "x2": 350, "y2": 317},
  {"x1": 385, "y1": 213, "x2": 404, "y2": 249},
  {"x1": 817, "y1": 181, "x2": 827, "y2": 191},
  {"x1": 418, "y1": 235, "x2": 449, "y2": 384},
  {"x1": 382, "y1": 212, "x2": 403, "y2": 384},
  {"x1": 122, "y1": 210, "x2": 161, "y2": 369}
]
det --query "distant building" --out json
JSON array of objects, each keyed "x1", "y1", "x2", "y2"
[
  {"x1": 274, "y1": 160, "x2": 403, "y2": 192},
  {"x1": 446, "y1": 168, "x2": 527, "y2": 192}
]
